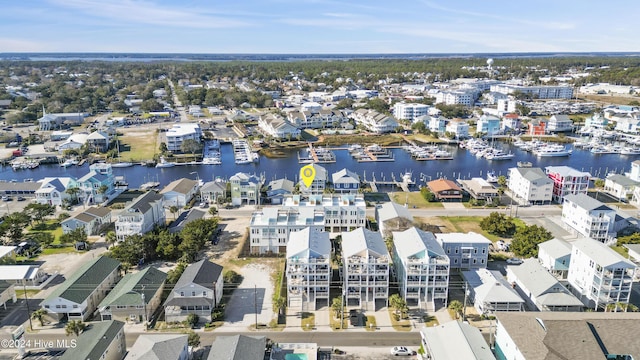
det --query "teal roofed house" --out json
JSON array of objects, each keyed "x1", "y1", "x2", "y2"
[{"x1": 41, "y1": 256, "x2": 121, "y2": 321}]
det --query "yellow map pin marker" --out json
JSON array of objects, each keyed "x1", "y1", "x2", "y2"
[{"x1": 300, "y1": 164, "x2": 316, "y2": 188}]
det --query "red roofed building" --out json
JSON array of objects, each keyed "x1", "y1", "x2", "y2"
[{"x1": 527, "y1": 119, "x2": 546, "y2": 136}]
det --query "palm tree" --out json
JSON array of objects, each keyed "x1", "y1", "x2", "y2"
[
  {"x1": 31, "y1": 309, "x2": 48, "y2": 327},
  {"x1": 448, "y1": 300, "x2": 463, "y2": 319},
  {"x1": 65, "y1": 187, "x2": 82, "y2": 205},
  {"x1": 273, "y1": 296, "x2": 286, "y2": 316},
  {"x1": 105, "y1": 231, "x2": 117, "y2": 247},
  {"x1": 208, "y1": 206, "x2": 218, "y2": 217},
  {"x1": 169, "y1": 206, "x2": 179, "y2": 220},
  {"x1": 389, "y1": 294, "x2": 406, "y2": 316},
  {"x1": 65, "y1": 320, "x2": 86, "y2": 337},
  {"x1": 331, "y1": 297, "x2": 343, "y2": 318}
]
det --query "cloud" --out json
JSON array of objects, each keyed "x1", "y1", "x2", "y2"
[
  {"x1": 48, "y1": 0, "x2": 250, "y2": 29},
  {"x1": 0, "y1": 38, "x2": 54, "y2": 52}
]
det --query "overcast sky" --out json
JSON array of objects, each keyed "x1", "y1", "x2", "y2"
[{"x1": 1, "y1": 0, "x2": 638, "y2": 53}]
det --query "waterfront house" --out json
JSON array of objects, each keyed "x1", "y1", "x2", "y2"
[
  {"x1": 477, "y1": 115, "x2": 502, "y2": 135},
  {"x1": 249, "y1": 207, "x2": 325, "y2": 254},
  {"x1": 41, "y1": 256, "x2": 121, "y2": 321},
  {"x1": 286, "y1": 227, "x2": 331, "y2": 311},
  {"x1": 230, "y1": 172, "x2": 263, "y2": 206},
  {"x1": 61, "y1": 206, "x2": 111, "y2": 236},
  {"x1": 282, "y1": 194, "x2": 366, "y2": 233},
  {"x1": 160, "y1": 178, "x2": 199, "y2": 207},
  {"x1": 445, "y1": 119, "x2": 469, "y2": 138},
  {"x1": 115, "y1": 191, "x2": 165, "y2": 242},
  {"x1": 537, "y1": 238, "x2": 572, "y2": 279},
  {"x1": 125, "y1": 334, "x2": 189, "y2": 360},
  {"x1": 567, "y1": 238, "x2": 636, "y2": 310},
  {"x1": 545, "y1": 166, "x2": 591, "y2": 203},
  {"x1": 258, "y1": 113, "x2": 301, "y2": 139},
  {"x1": 546, "y1": 114, "x2": 574, "y2": 132},
  {"x1": 208, "y1": 335, "x2": 266, "y2": 360},
  {"x1": 494, "y1": 312, "x2": 640, "y2": 360},
  {"x1": 419, "y1": 321, "x2": 496, "y2": 360},
  {"x1": 77, "y1": 162, "x2": 115, "y2": 204},
  {"x1": 457, "y1": 178, "x2": 498, "y2": 201},
  {"x1": 350, "y1": 108, "x2": 399, "y2": 134},
  {"x1": 561, "y1": 193, "x2": 618, "y2": 244},
  {"x1": 331, "y1": 168, "x2": 360, "y2": 194},
  {"x1": 165, "y1": 123, "x2": 202, "y2": 152},
  {"x1": 507, "y1": 167, "x2": 553, "y2": 205},
  {"x1": 527, "y1": 119, "x2": 546, "y2": 135},
  {"x1": 627, "y1": 160, "x2": 640, "y2": 182},
  {"x1": 462, "y1": 268, "x2": 524, "y2": 314},
  {"x1": 164, "y1": 259, "x2": 223, "y2": 323},
  {"x1": 342, "y1": 227, "x2": 390, "y2": 309},
  {"x1": 98, "y1": 267, "x2": 166, "y2": 323},
  {"x1": 375, "y1": 201, "x2": 414, "y2": 237},
  {"x1": 265, "y1": 178, "x2": 294, "y2": 205},
  {"x1": 501, "y1": 113, "x2": 520, "y2": 132},
  {"x1": 507, "y1": 258, "x2": 583, "y2": 311},
  {"x1": 604, "y1": 174, "x2": 640, "y2": 201},
  {"x1": 35, "y1": 177, "x2": 76, "y2": 206},
  {"x1": 86, "y1": 130, "x2": 110, "y2": 152},
  {"x1": 60, "y1": 320, "x2": 126, "y2": 360},
  {"x1": 299, "y1": 163, "x2": 327, "y2": 194},
  {"x1": 57, "y1": 133, "x2": 88, "y2": 152},
  {"x1": 426, "y1": 178, "x2": 463, "y2": 201},
  {"x1": 435, "y1": 232, "x2": 491, "y2": 269},
  {"x1": 392, "y1": 227, "x2": 449, "y2": 309},
  {"x1": 200, "y1": 180, "x2": 227, "y2": 204},
  {"x1": 0, "y1": 281, "x2": 16, "y2": 310}
]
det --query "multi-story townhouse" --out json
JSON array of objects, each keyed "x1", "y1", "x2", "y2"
[
  {"x1": 538, "y1": 238, "x2": 573, "y2": 279},
  {"x1": 496, "y1": 98, "x2": 517, "y2": 113},
  {"x1": 160, "y1": 178, "x2": 199, "y2": 207},
  {"x1": 561, "y1": 193, "x2": 617, "y2": 244},
  {"x1": 490, "y1": 84, "x2": 574, "y2": 99},
  {"x1": 546, "y1": 114, "x2": 574, "y2": 132},
  {"x1": 507, "y1": 167, "x2": 553, "y2": 204},
  {"x1": 282, "y1": 194, "x2": 366, "y2": 233},
  {"x1": 567, "y1": 238, "x2": 636, "y2": 310},
  {"x1": 289, "y1": 109, "x2": 348, "y2": 129},
  {"x1": 249, "y1": 207, "x2": 325, "y2": 254},
  {"x1": 77, "y1": 162, "x2": 115, "y2": 205},
  {"x1": 230, "y1": 172, "x2": 263, "y2": 206},
  {"x1": 165, "y1": 123, "x2": 201, "y2": 152},
  {"x1": 258, "y1": 113, "x2": 300, "y2": 139},
  {"x1": 545, "y1": 166, "x2": 591, "y2": 203},
  {"x1": 299, "y1": 163, "x2": 327, "y2": 194},
  {"x1": 425, "y1": 115, "x2": 448, "y2": 134},
  {"x1": 476, "y1": 115, "x2": 502, "y2": 135},
  {"x1": 393, "y1": 102, "x2": 430, "y2": 121},
  {"x1": 614, "y1": 116, "x2": 640, "y2": 134},
  {"x1": 435, "y1": 90, "x2": 474, "y2": 106},
  {"x1": 527, "y1": 119, "x2": 546, "y2": 135},
  {"x1": 85, "y1": 130, "x2": 110, "y2": 152},
  {"x1": 392, "y1": 227, "x2": 449, "y2": 309},
  {"x1": 350, "y1": 109, "x2": 399, "y2": 134},
  {"x1": 435, "y1": 232, "x2": 491, "y2": 269},
  {"x1": 342, "y1": 228, "x2": 390, "y2": 309},
  {"x1": 501, "y1": 113, "x2": 520, "y2": 132},
  {"x1": 604, "y1": 174, "x2": 640, "y2": 201},
  {"x1": 115, "y1": 191, "x2": 165, "y2": 242},
  {"x1": 286, "y1": 227, "x2": 331, "y2": 311},
  {"x1": 445, "y1": 120, "x2": 470, "y2": 138},
  {"x1": 331, "y1": 168, "x2": 360, "y2": 194},
  {"x1": 41, "y1": 256, "x2": 121, "y2": 321}
]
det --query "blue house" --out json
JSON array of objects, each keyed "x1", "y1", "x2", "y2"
[
  {"x1": 332, "y1": 168, "x2": 360, "y2": 194},
  {"x1": 77, "y1": 163, "x2": 115, "y2": 205},
  {"x1": 477, "y1": 115, "x2": 502, "y2": 135}
]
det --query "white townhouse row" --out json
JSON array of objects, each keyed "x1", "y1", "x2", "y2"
[
  {"x1": 287, "y1": 109, "x2": 349, "y2": 129},
  {"x1": 258, "y1": 113, "x2": 301, "y2": 139},
  {"x1": 350, "y1": 109, "x2": 399, "y2": 134},
  {"x1": 282, "y1": 194, "x2": 366, "y2": 233},
  {"x1": 249, "y1": 207, "x2": 325, "y2": 254},
  {"x1": 393, "y1": 102, "x2": 430, "y2": 121},
  {"x1": 165, "y1": 123, "x2": 202, "y2": 152},
  {"x1": 490, "y1": 84, "x2": 574, "y2": 99}
]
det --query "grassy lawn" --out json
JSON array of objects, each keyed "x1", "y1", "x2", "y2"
[
  {"x1": 41, "y1": 247, "x2": 77, "y2": 255},
  {"x1": 119, "y1": 131, "x2": 158, "y2": 161},
  {"x1": 387, "y1": 309, "x2": 412, "y2": 331},
  {"x1": 301, "y1": 312, "x2": 315, "y2": 331},
  {"x1": 423, "y1": 314, "x2": 439, "y2": 327},
  {"x1": 390, "y1": 192, "x2": 444, "y2": 209},
  {"x1": 28, "y1": 220, "x2": 63, "y2": 242},
  {"x1": 434, "y1": 215, "x2": 525, "y2": 242},
  {"x1": 611, "y1": 245, "x2": 628, "y2": 257},
  {"x1": 329, "y1": 315, "x2": 348, "y2": 330},
  {"x1": 408, "y1": 134, "x2": 445, "y2": 144},
  {"x1": 365, "y1": 315, "x2": 376, "y2": 331}
]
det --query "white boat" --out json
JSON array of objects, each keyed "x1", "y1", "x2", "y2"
[
  {"x1": 486, "y1": 171, "x2": 498, "y2": 183},
  {"x1": 534, "y1": 145, "x2": 572, "y2": 157},
  {"x1": 202, "y1": 157, "x2": 222, "y2": 165},
  {"x1": 111, "y1": 162, "x2": 134, "y2": 168},
  {"x1": 621, "y1": 147, "x2": 640, "y2": 155},
  {"x1": 485, "y1": 150, "x2": 515, "y2": 160},
  {"x1": 155, "y1": 157, "x2": 176, "y2": 168},
  {"x1": 60, "y1": 158, "x2": 78, "y2": 167}
]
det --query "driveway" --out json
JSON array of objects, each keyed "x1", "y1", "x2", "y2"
[{"x1": 222, "y1": 263, "x2": 275, "y2": 329}]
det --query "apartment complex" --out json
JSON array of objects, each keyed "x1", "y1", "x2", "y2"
[
  {"x1": 165, "y1": 123, "x2": 201, "y2": 152},
  {"x1": 393, "y1": 102, "x2": 430, "y2": 120},
  {"x1": 249, "y1": 207, "x2": 325, "y2": 254},
  {"x1": 282, "y1": 194, "x2": 366, "y2": 233}
]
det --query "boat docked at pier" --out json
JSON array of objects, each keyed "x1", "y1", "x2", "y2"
[{"x1": 533, "y1": 144, "x2": 572, "y2": 157}]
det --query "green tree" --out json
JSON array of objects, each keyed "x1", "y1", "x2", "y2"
[
  {"x1": 331, "y1": 297, "x2": 343, "y2": 318},
  {"x1": 65, "y1": 320, "x2": 86, "y2": 337},
  {"x1": 480, "y1": 212, "x2": 516, "y2": 237},
  {"x1": 29, "y1": 232, "x2": 54, "y2": 248},
  {"x1": 273, "y1": 296, "x2": 286, "y2": 316},
  {"x1": 185, "y1": 313, "x2": 199, "y2": 328},
  {"x1": 167, "y1": 262, "x2": 188, "y2": 284},
  {"x1": 181, "y1": 138, "x2": 202, "y2": 155},
  {"x1": 23, "y1": 203, "x2": 55, "y2": 224},
  {"x1": 448, "y1": 300, "x2": 463, "y2": 319},
  {"x1": 389, "y1": 294, "x2": 407, "y2": 317},
  {"x1": 187, "y1": 331, "x2": 200, "y2": 347},
  {"x1": 59, "y1": 227, "x2": 88, "y2": 245},
  {"x1": 594, "y1": 179, "x2": 605, "y2": 188},
  {"x1": 31, "y1": 308, "x2": 48, "y2": 327},
  {"x1": 179, "y1": 218, "x2": 218, "y2": 262},
  {"x1": 159, "y1": 142, "x2": 168, "y2": 154},
  {"x1": 510, "y1": 224, "x2": 553, "y2": 258},
  {"x1": 155, "y1": 230, "x2": 182, "y2": 260},
  {"x1": 0, "y1": 212, "x2": 31, "y2": 244},
  {"x1": 420, "y1": 186, "x2": 436, "y2": 202},
  {"x1": 65, "y1": 187, "x2": 82, "y2": 205},
  {"x1": 208, "y1": 206, "x2": 218, "y2": 217},
  {"x1": 497, "y1": 175, "x2": 507, "y2": 187},
  {"x1": 105, "y1": 231, "x2": 117, "y2": 247}
]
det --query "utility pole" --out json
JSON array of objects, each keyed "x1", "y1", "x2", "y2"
[
  {"x1": 23, "y1": 284, "x2": 33, "y2": 330},
  {"x1": 462, "y1": 281, "x2": 468, "y2": 322},
  {"x1": 254, "y1": 284, "x2": 258, "y2": 330}
]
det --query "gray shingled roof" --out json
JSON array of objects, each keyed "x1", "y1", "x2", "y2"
[
  {"x1": 377, "y1": 202, "x2": 413, "y2": 222},
  {"x1": 607, "y1": 174, "x2": 640, "y2": 187},
  {"x1": 45, "y1": 256, "x2": 120, "y2": 303},
  {"x1": 563, "y1": 193, "x2": 611, "y2": 211},
  {"x1": 126, "y1": 191, "x2": 164, "y2": 214},
  {"x1": 126, "y1": 334, "x2": 188, "y2": 360},
  {"x1": 514, "y1": 167, "x2": 553, "y2": 185},
  {"x1": 208, "y1": 335, "x2": 266, "y2": 360},
  {"x1": 160, "y1": 178, "x2": 198, "y2": 195},
  {"x1": 60, "y1": 320, "x2": 124, "y2": 360},
  {"x1": 176, "y1": 259, "x2": 222, "y2": 290}
]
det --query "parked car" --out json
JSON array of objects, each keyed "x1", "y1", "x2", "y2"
[
  {"x1": 16, "y1": 196, "x2": 25, "y2": 201},
  {"x1": 390, "y1": 346, "x2": 416, "y2": 356},
  {"x1": 506, "y1": 257, "x2": 523, "y2": 265}
]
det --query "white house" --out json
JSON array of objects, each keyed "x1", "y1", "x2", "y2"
[
  {"x1": 537, "y1": 238, "x2": 572, "y2": 279},
  {"x1": 392, "y1": 227, "x2": 449, "y2": 309},
  {"x1": 282, "y1": 194, "x2": 366, "y2": 233},
  {"x1": 546, "y1": 114, "x2": 574, "y2": 132},
  {"x1": 286, "y1": 227, "x2": 331, "y2": 311},
  {"x1": 57, "y1": 133, "x2": 88, "y2": 152},
  {"x1": 462, "y1": 268, "x2": 524, "y2": 314},
  {"x1": 445, "y1": 120, "x2": 470, "y2": 138},
  {"x1": 165, "y1": 123, "x2": 202, "y2": 152},
  {"x1": 545, "y1": 166, "x2": 591, "y2": 203},
  {"x1": 507, "y1": 258, "x2": 583, "y2": 311},
  {"x1": 561, "y1": 193, "x2": 617, "y2": 244},
  {"x1": 160, "y1": 178, "x2": 199, "y2": 207},
  {"x1": 420, "y1": 321, "x2": 496, "y2": 360},
  {"x1": 125, "y1": 334, "x2": 189, "y2": 360},
  {"x1": 299, "y1": 163, "x2": 327, "y2": 194},
  {"x1": 507, "y1": 167, "x2": 553, "y2": 204},
  {"x1": 249, "y1": 207, "x2": 325, "y2": 254},
  {"x1": 375, "y1": 202, "x2": 414, "y2": 237},
  {"x1": 435, "y1": 232, "x2": 491, "y2": 270},
  {"x1": 567, "y1": 238, "x2": 636, "y2": 310},
  {"x1": 35, "y1": 177, "x2": 76, "y2": 206},
  {"x1": 604, "y1": 174, "x2": 640, "y2": 201},
  {"x1": 342, "y1": 227, "x2": 390, "y2": 309},
  {"x1": 258, "y1": 113, "x2": 301, "y2": 139},
  {"x1": 350, "y1": 109, "x2": 399, "y2": 134},
  {"x1": 627, "y1": 160, "x2": 640, "y2": 182},
  {"x1": 331, "y1": 168, "x2": 360, "y2": 194},
  {"x1": 61, "y1": 206, "x2": 111, "y2": 236},
  {"x1": 41, "y1": 256, "x2": 121, "y2": 321},
  {"x1": 115, "y1": 191, "x2": 165, "y2": 242}
]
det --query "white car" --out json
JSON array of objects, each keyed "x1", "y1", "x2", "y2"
[
  {"x1": 390, "y1": 346, "x2": 416, "y2": 356},
  {"x1": 506, "y1": 257, "x2": 523, "y2": 265}
]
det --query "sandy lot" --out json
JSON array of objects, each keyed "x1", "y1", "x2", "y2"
[{"x1": 222, "y1": 262, "x2": 276, "y2": 329}]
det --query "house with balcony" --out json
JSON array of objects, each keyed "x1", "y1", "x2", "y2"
[
  {"x1": 445, "y1": 120, "x2": 469, "y2": 139},
  {"x1": 200, "y1": 180, "x2": 226, "y2": 205},
  {"x1": 527, "y1": 119, "x2": 546, "y2": 135},
  {"x1": 35, "y1": 177, "x2": 75, "y2": 206},
  {"x1": 567, "y1": 238, "x2": 636, "y2": 310},
  {"x1": 98, "y1": 267, "x2": 166, "y2": 323},
  {"x1": 41, "y1": 256, "x2": 121, "y2": 321},
  {"x1": 249, "y1": 207, "x2": 325, "y2": 254},
  {"x1": 501, "y1": 113, "x2": 520, "y2": 132},
  {"x1": 115, "y1": 191, "x2": 165, "y2": 242},
  {"x1": 392, "y1": 227, "x2": 449, "y2": 309},
  {"x1": 545, "y1": 166, "x2": 591, "y2": 203},
  {"x1": 476, "y1": 115, "x2": 502, "y2": 135},
  {"x1": 457, "y1": 178, "x2": 498, "y2": 201},
  {"x1": 561, "y1": 193, "x2": 618, "y2": 244},
  {"x1": 435, "y1": 232, "x2": 491, "y2": 269},
  {"x1": 77, "y1": 163, "x2": 116, "y2": 205},
  {"x1": 86, "y1": 131, "x2": 110, "y2": 153},
  {"x1": 394, "y1": 102, "x2": 430, "y2": 121},
  {"x1": 230, "y1": 172, "x2": 263, "y2": 206},
  {"x1": 546, "y1": 114, "x2": 574, "y2": 133},
  {"x1": 165, "y1": 123, "x2": 202, "y2": 152},
  {"x1": 61, "y1": 206, "x2": 111, "y2": 236},
  {"x1": 258, "y1": 113, "x2": 300, "y2": 139},
  {"x1": 342, "y1": 227, "x2": 390, "y2": 309},
  {"x1": 537, "y1": 238, "x2": 572, "y2": 279},
  {"x1": 604, "y1": 174, "x2": 640, "y2": 202},
  {"x1": 427, "y1": 178, "x2": 463, "y2": 201},
  {"x1": 507, "y1": 167, "x2": 553, "y2": 205},
  {"x1": 350, "y1": 109, "x2": 399, "y2": 134},
  {"x1": 462, "y1": 268, "x2": 524, "y2": 314},
  {"x1": 331, "y1": 168, "x2": 360, "y2": 194},
  {"x1": 375, "y1": 201, "x2": 414, "y2": 237},
  {"x1": 286, "y1": 227, "x2": 331, "y2": 311},
  {"x1": 164, "y1": 259, "x2": 223, "y2": 323},
  {"x1": 507, "y1": 259, "x2": 583, "y2": 311},
  {"x1": 59, "y1": 320, "x2": 125, "y2": 360},
  {"x1": 160, "y1": 178, "x2": 199, "y2": 207},
  {"x1": 282, "y1": 194, "x2": 366, "y2": 233},
  {"x1": 288, "y1": 109, "x2": 347, "y2": 129},
  {"x1": 299, "y1": 163, "x2": 327, "y2": 194},
  {"x1": 265, "y1": 178, "x2": 294, "y2": 205}
]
